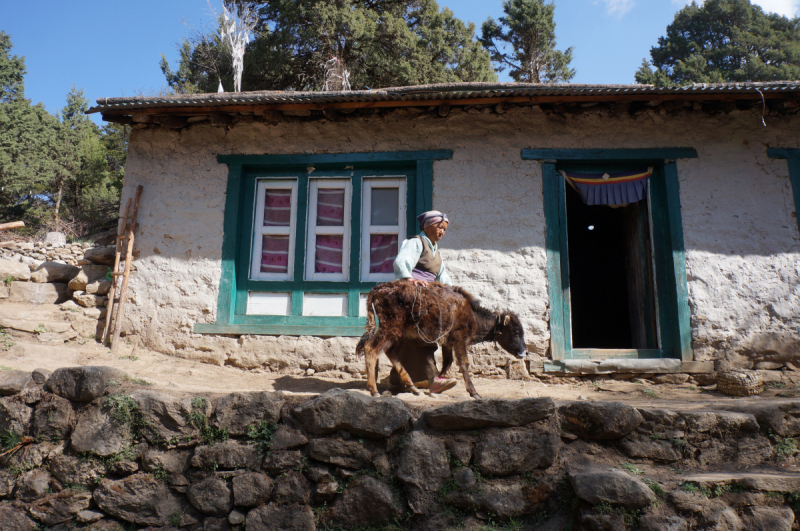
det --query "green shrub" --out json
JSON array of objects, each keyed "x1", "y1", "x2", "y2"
[{"x1": 247, "y1": 420, "x2": 278, "y2": 455}]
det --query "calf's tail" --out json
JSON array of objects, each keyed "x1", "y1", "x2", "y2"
[{"x1": 355, "y1": 290, "x2": 377, "y2": 359}]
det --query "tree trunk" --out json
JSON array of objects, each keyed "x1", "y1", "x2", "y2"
[{"x1": 54, "y1": 180, "x2": 64, "y2": 223}]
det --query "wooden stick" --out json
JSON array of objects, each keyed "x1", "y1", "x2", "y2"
[
  {"x1": 0, "y1": 221, "x2": 24, "y2": 232},
  {"x1": 110, "y1": 185, "x2": 143, "y2": 352},
  {"x1": 102, "y1": 197, "x2": 132, "y2": 345}
]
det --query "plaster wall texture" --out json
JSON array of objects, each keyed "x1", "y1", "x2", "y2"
[{"x1": 120, "y1": 104, "x2": 799, "y2": 373}]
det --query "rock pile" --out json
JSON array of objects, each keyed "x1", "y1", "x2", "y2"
[
  {"x1": 1, "y1": 241, "x2": 99, "y2": 268},
  {"x1": 0, "y1": 367, "x2": 797, "y2": 530}
]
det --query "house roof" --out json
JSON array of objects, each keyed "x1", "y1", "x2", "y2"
[{"x1": 88, "y1": 81, "x2": 800, "y2": 121}]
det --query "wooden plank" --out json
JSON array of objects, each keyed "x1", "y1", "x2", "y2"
[
  {"x1": 767, "y1": 148, "x2": 800, "y2": 160},
  {"x1": 290, "y1": 177, "x2": 309, "y2": 317},
  {"x1": 542, "y1": 163, "x2": 567, "y2": 360},
  {"x1": 193, "y1": 323, "x2": 366, "y2": 337},
  {"x1": 788, "y1": 156, "x2": 800, "y2": 236},
  {"x1": 348, "y1": 175, "x2": 363, "y2": 318},
  {"x1": 98, "y1": 92, "x2": 796, "y2": 119},
  {"x1": 570, "y1": 349, "x2": 662, "y2": 360},
  {"x1": 218, "y1": 151, "x2": 453, "y2": 166},
  {"x1": 234, "y1": 314, "x2": 365, "y2": 326},
  {"x1": 235, "y1": 177, "x2": 258, "y2": 316},
  {"x1": 522, "y1": 148, "x2": 698, "y2": 162},
  {"x1": 0, "y1": 221, "x2": 24, "y2": 232},
  {"x1": 416, "y1": 160, "x2": 434, "y2": 212},
  {"x1": 663, "y1": 162, "x2": 693, "y2": 361}
]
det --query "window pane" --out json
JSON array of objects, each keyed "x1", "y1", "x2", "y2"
[
  {"x1": 315, "y1": 234, "x2": 344, "y2": 273},
  {"x1": 260, "y1": 235, "x2": 290, "y2": 274},
  {"x1": 369, "y1": 234, "x2": 398, "y2": 274},
  {"x1": 371, "y1": 187, "x2": 399, "y2": 225},
  {"x1": 263, "y1": 190, "x2": 292, "y2": 227},
  {"x1": 317, "y1": 188, "x2": 345, "y2": 226}
]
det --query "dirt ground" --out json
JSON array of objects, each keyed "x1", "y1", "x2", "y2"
[{"x1": 2, "y1": 322, "x2": 798, "y2": 412}]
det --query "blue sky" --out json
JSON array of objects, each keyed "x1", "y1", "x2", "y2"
[{"x1": 3, "y1": 0, "x2": 799, "y2": 125}]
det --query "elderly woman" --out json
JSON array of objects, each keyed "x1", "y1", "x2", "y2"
[{"x1": 388, "y1": 210, "x2": 457, "y2": 394}]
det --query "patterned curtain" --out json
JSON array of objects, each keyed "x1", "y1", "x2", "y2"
[
  {"x1": 369, "y1": 235, "x2": 398, "y2": 274},
  {"x1": 560, "y1": 167, "x2": 653, "y2": 206}
]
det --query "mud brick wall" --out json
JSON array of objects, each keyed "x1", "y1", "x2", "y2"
[{"x1": 0, "y1": 366, "x2": 798, "y2": 530}]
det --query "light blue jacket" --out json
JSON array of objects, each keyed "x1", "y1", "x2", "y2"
[{"x1": 392, "y1": 234, "x2": 453, "y2": 285}]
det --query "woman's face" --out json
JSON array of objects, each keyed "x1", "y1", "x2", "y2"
[{"x1": 424, "y1": 221, "x2": 448, "y2": 243}]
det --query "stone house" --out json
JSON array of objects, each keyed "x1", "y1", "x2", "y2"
[{"x1": 88, "y1": 82, "x2": 800, "y2": 377}]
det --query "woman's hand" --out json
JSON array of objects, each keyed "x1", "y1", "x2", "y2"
[{"x1": 406, "y1": 278, "x2": 428, "y2": 286}]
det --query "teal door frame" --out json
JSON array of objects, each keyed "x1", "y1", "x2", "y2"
[{"x1": 521, "y1": 148, "x2": 698, "y2": 362}]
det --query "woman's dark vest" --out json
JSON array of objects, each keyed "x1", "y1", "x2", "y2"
[{"x1": 413, "y1": 235, "x2": 442, "y2": 275}]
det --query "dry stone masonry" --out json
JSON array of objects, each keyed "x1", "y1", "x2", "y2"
[{"x1": 0, "y1": 366, "x2": 798, "y2": 530}]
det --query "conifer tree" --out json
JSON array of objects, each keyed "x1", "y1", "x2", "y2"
[
  {"x1": 479, "y1": 0, "x2": 575, "y2": 83},
  {"x1": 635, "y1": 0, "x2": 800, "y2": 86}
]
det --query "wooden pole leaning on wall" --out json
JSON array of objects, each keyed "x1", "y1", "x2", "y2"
[
  {"x1": 0, "y1": 221, "x2": 25, "y2": 232},
  {"x1": 101, "y1": 199, "x2": 130, "y2": 345},
  {"x1": 103, "y1": 185, "x2": 143, "y2": 352}
]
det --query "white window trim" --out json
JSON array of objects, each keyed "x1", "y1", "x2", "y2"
[
  {"x1": 361, "y1": 177, "x2": 406, "y2": 282},
  {"x1": 251, "y1": 180, "x2": 298, "y2": 281},
  {"x1": 305, "y1": 179, "x2": 352, "y2": 282}
]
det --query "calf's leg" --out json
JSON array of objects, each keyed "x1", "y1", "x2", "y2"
[
  {"x1": 454, "y1": 343, "x2": 480, "y2": 398},
  {"x1": 383, "y1": 348, "x2": 422, "y2": 396}
]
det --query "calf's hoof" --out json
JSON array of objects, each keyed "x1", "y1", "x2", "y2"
[
  {"x1": 470, "y1": 392, "x2": 482, "y2": 399},
  {"x1": 368, "y1": 389, "x2": 380, "y2": 397},
  {"x1": 409, "y1": 386, "x2": 423, "y2": 396}
]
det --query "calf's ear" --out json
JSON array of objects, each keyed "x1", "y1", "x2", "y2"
[{"x1": 503, "y1": 314, "x2": 510, "y2": 326}]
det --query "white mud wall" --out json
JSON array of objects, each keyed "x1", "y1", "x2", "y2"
[{"x1": 120, "y1": 105, "x2": 800, "y2": 373}]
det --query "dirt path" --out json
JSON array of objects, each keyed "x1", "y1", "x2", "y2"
[{"x1": 2, "y1": 330, "x2": 798, "y2": 411}]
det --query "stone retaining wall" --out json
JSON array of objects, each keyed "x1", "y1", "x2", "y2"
[{"x1": 0, "y1": 366, "x2": 798, "y2": 530}]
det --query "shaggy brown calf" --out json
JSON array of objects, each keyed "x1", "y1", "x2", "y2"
[{"x1": 356, "y1": 280, "x2": 527, "y2": 398}]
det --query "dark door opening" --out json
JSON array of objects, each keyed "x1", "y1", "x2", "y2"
[{"x1": 565, "y1": 182, "x2": 658, "y2": 349}]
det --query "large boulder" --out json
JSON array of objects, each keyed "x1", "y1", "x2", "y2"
[
  {"x1": 93, "y1": 473, "x2": 184, "y2": 526},
  {"x1": 444, "y1": 481, "x2": 530, "y2": 519},
  {"x1": 131, "y1": 389, "x2": 210, "y2": 444},
  {"x1": 331, "y1": 476, "x2": 404, "y2": 527},
  {"x1": 273, "y1": 471, "x2": 311, "y2": 505},
  {"x1": 425, "y1": 397, "x2": 555, "y2": 430},
  {"x1": 306, "y1": 438, "x2": 375, "y2": 469},
  {"x1": 9, "y1": 281, "x2": 69, "y2": 304},
  {"x1": 83, "y1": 246, "x2": 116, "y2": 265},
  {"x1": 191, "y1": 440, "x2": 261, "y2": 470},
  {"x1": 32, "y1": 393, "x2": 74, "y2": 441},
  {"x1": 232, "y1": 472, "x2": 273, "y2": 508},
  {"x1": 0, "y1": 506, "x2": 37, "y2": 531},
  {"x1": 262, "y1": 450, "x2": 304, "y2": 475},
  {"x1": 639, "y1": 515, "x2": 689, "y2": 531},
  {"x1": 212, "y1": 391, "x2": 284, "y2": 436},
  {"x1": 396, "y1": 431, "x2": 450, "y2": 514},
  {"x1": 293, "y1": 389, "x2": 411, "y2": 438},
  {"x1": 30, "y1": 262, "x2": 80, "y2": 283},
  {"x1": 15, "y1": 468, "x2": 52, "y2": 501},
  {"x1": 28, "y1": 491, "x2": 93, "y2": 526},
  {"x1": 741, "y1": 507, "x2": 795, "y2": 531},
  {"x1": 141, "y1": 448, "x2": 192, "y2": 483},
  {"x1": 0, "y1": 395, "x2": 33, "y2": 435},
  {"x1": 45, "y1": 366, "x2": 126, "y2": 402},
  {"x1": 619, "y1": 435, "x2": 681, "y2": 462},
  {"x1": 569, "y1": 469, "x2": 655, "y2": 508},
  {"x1": 0, "y1": 370, "x2": 32, "y2": 396},
  {"x1": 48, "y1": 455, "x2": 107, "y2": 487},
  {"x1": 70, "y1": 404, "x2": 130, "y2": 456},
  {"x1": 0, "y1": 258, "x2": 30, "y2": 281},
  {"x1": 246, "y1": 503, "x2": 315, "y2": 531},
  {"x1": 474, "y1": 428, "x2": 560, "y2": 476},
  {"x1": 560, "y1": 402, "x2": 644, "y2": 440},
  {"x1": 187, "y1": 475, "x2": 233, "y2": 516},
  {"x1": 271, "y1": 425, "x2": 308, "y2": 450},
  {"x1": 68, "y1": 264, "x2": 108, "y2": 291},
  {"x1": 720, "y1": 401, "x2": 800, "y2": 437}
]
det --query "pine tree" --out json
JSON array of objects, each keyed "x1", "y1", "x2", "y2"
[
  {"x1": 479, "y1": 0, "x2": 575, "y2": 83},
  {"x1": 635, "y1": 0, "x2": 800, "y2": 86},
  {"x1": 161, "y1": 0, "x2": 496, "y2": 93}
]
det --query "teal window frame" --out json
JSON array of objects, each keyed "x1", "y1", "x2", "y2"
[
  {"x1": 194, "y1": 150, "x2": 451, "y2": 337},
  {"x1": 767, "y1": 148, "x2": 800, "y2": 235},
  {"x1": 521, "y1": 148, "x2": 698, "y2": 362}
]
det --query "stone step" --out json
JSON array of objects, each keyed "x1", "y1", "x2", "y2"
[
  {"x1": 0, "y1": 318, "x2": 73, "y2": 335},
  {"x1": 681, "y1": 469, "x2": 800, "y2": 492}
]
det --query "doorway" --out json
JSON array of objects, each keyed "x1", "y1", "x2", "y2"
[{"x1": 564, "y1": 175, "x2": 658, "y2": 350}]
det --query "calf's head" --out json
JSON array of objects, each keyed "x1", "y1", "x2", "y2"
[{"x1": 495, "y1": 313, "x2": 527, "y2": 358}]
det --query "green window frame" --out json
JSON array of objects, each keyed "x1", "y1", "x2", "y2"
[
  {"x1": 194, "y1": 151, "x2": 451, "y2": 337},
  {"x1": 767, "y1": 148, "x2": 800, "y2": 236},
  {"x1": 521, "y1": 148, "x2": 698, "y2": 363}
]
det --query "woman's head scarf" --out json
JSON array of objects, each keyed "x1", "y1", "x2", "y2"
[{"x1": 417, "y1": 210, "x2": 449, "y2": 231}]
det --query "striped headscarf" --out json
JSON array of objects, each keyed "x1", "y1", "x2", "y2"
[{"x1": 417, "y1": 210, "x2": 449, "y2": 230}]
